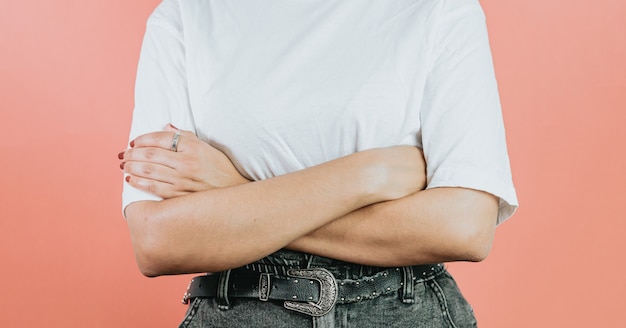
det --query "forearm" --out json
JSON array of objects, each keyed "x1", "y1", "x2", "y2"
[
  {"x1": 126, "y1": 147, "x2": 424, "y2": 276},
  {"x1": 287, "y1": 187, "x2": 499, "y2": 267}
]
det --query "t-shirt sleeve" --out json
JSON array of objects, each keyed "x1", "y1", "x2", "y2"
[
  {"x1": 122, "y1": 0, "x2": 195, "y2": 217},
  {"x1": 420, "y1": 0, "x2": 518, "y2": 224}
]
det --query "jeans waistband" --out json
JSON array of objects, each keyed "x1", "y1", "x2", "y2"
[
  {"x1": 185, "y1": 249, "x2": 445, "y2": 311},
  {"x1": 243, "y1": 249, "x2": 443, "y2": 281}
]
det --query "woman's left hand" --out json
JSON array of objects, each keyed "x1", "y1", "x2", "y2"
[{"x1": 118, "y1": 124, "x2": 250, "y2": 199}]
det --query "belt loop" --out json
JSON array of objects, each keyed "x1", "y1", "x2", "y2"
[
  {"x1": 305, "y1": 254, "x2": 315, "y2": 269},
  {"x1": 400, "y1": 266, "x2": 415, "y2": 304},
  {"x1": 217, "y1": 270, "x2": 232, "y2": 310}
]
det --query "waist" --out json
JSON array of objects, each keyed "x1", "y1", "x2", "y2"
[
  {"x1": 246, "y1": 249, "x2": 384, "y2": 279},
  {"x1": 243, "y1": 249, "x2": 440, "y2": 280},
  {"x1": 183, "y1": 249, "x2": 445, "y2": 316}
]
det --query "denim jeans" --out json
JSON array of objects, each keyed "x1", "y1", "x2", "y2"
[{"x1": 179, "y1": 250, "x2": 477, "y2": 328}]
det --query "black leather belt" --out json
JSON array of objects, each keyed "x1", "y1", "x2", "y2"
[{"x1": 182, "y1": 264, "x2": 444, "y2": 317}]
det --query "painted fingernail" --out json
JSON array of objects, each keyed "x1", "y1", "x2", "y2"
[
  {"x1": 169, "y1": 123, "x2": 179, "y2": 129},
  {"x1": 125, "y1": 176, "x2": 131, "y2": 183},
  {"x1": 118, "y1": 151, "x2": 125, "y2": 160},
  {"x1": 130, "y1": 140, "x2": 135, "y2": 147},
  {"x1": 120, "y1": 162, "x2": 125, "y2": 170}
]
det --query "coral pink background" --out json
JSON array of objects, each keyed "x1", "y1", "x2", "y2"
[{"x1": 1, "y1": 1, "x2": 624, "y2": 327}]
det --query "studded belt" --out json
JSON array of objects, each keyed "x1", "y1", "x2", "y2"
[{"x1": 182, "y1": 263, "x2": 445, "y2": 317}]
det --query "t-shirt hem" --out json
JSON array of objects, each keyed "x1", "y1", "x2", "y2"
[{"x1": 122, "y1": 182, "x2": 163, "y2": 219}]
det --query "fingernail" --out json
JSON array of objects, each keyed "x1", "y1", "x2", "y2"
[
  {"x1": 125, "y1": 176, "x2": 131, "y2": 183},
  {"x1": 169, "y1": 123, "x2": 179, "y2": 130},
  {"x1": 118, "y1": 151, "x2": 125, "y2": 160},
  {"x1": 120, "y1": 162, "x2": 125, "y2": 170},
  {"x1": 130, "y1": 140, "x2": 135, "y2": 147}
]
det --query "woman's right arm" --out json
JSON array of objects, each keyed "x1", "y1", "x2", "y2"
[{"x1": 124, "y1": 145, "x2": 425, "y2": 277}]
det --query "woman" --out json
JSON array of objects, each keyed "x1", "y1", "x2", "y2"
[{"x1": 119, "y1": 0, "x2": 518, "y2": 327}]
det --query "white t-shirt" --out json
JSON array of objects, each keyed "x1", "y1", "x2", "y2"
[{"x1": 124, "y1": 0, "x2": 518, "y2": 223}]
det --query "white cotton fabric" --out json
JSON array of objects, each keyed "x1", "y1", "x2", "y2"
[{"x1": 124, "y1": 0, "x2": 518, "y2": 224}]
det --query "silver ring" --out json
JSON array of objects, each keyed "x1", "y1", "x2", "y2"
[{"x1": 170, "y1": 131, "x2": 181, "y2": 152}]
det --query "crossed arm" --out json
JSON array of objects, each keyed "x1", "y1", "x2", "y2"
[{"x1": 120, "y1": 126, "x2": 498, "y2": 277}]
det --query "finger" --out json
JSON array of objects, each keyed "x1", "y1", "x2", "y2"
[
  {"x1": 125, "y1": 174, "x2": 189, "y2": 199},
  {"x1": 122, "y1": 147, "x2": 179, "y2": 169},
  {"x1": 130, "y1": 131, "x2": 181, "y2": 150},
  {"x1": 164, "y1": 123, "x2": 196, "y2": 137},
  {"x1": 164, "y1": 124, "x2": 177, "y2": 133},
  {"x1": 123, "y1": 159, "x2": 182, "y2": 185}
]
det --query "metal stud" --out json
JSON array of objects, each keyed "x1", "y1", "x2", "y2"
[
  {"x1": 340, "y1": 282, "x2": 345, "y2": 286},
  {"x1": 386, "y1": 287, "x2": 391, "y2": 291},
  {"x1": 355, "y1": 281, "x2": 360, "y2": 286},
  {"x1": 340, "y1": 297, "x2": 345, "y2": 301},
  {"x1": 356, "y1": 296, "x2": 361, "y2": 300},
  {"x1": 294, "y1": 279, "x2": 299, "y2": 283},
  {"x1": 372, "y1": 292, "x2": 377, "y2": 296},
  {"x1": 309, "y1": 281, "x2": 314, "y2": 284},
  {"x1": 308, "y1": 296, "x2": 313, "y2": 300},
  {"x1": 292, "y1": 295, "x2": 298, "y2": 299},
  {"x1": 383, "y1": 272, "x2": 388, "y2": 277}
]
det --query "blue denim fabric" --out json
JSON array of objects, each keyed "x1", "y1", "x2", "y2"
[{"x1": 179, "y1": 250, "x2": 477, "y2": 328}]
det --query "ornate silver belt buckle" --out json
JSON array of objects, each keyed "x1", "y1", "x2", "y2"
[{"x1": 283, "y1": 268, "x2": 338, "y2": 317}]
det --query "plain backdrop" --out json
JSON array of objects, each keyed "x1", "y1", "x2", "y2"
[{"x1": 1, "y1": 0, "x2": 624, "y2": 327}]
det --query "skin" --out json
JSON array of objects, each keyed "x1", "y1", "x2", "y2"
[{"x1": 120, "y1": 124, "x2": 498, "y2": 277}]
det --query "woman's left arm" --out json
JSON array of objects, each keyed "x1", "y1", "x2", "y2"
[{"x1": 287, "y1": 187, "x2": 498, "y2": 267}]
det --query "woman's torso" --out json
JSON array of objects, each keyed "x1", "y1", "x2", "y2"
[{"x1": 177, "y1": 0, "x2": 438, "y2": 180}]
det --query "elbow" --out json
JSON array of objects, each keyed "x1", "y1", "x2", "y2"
[
  {"x1": 134, "y1": 246, "x2": 237, "y2": 277},
  {"x1": 397, "y1": 188, "x2": 499, "y2": 265},
  {"x1": 137, "y1": 260, "x2": 161, "y2": 278},
  {"x1": 133, "y1": 240, "x2": 170, "y2": 278},
  {"x1": 450, "y1": 213, "x2": 497, "y2": 263},
  {"x1": 125, "y1": 201, "x2": 178, "y2": 277},
  {"x1": 131, "y1": 226, "x2": 198, "y2": 277},
  {"x1": 133, "y1": 238, "x2": 209, "y2": 277},
  {"x1": 125, "y1": 201, "x2": 237, "y2": 276},
  {"x1": 458, "y1": 230, "x2": 493, "y2": 262},
  {"x1": 130, "y1": 225, "x2": 171, "y2": 278},
  {"x1": 449, "y1": 189, "x2": 499, "y2": 262}
]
